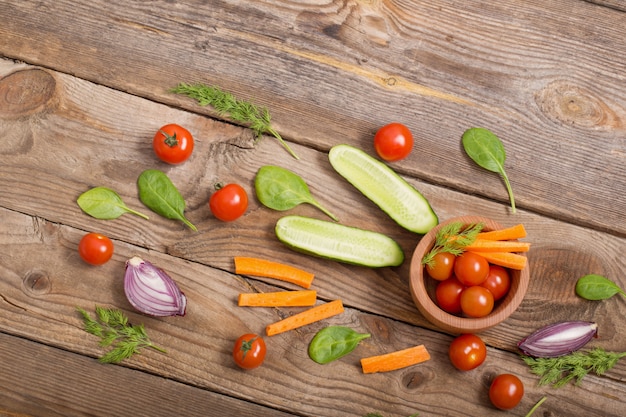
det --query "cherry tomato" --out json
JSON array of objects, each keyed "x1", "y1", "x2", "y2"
[
  {"x1": 454, "y1": 252, "x2": 490, "y2": 286},
  {"x1": 489, "y1": 374, "x2": 524, "y2": 410},
  {"x1": 425, "y1": 252, "x2": 456, "y2": 281},
  {"x1": 435, "y1": 277, "x2": 466, "y2": 314},
  {"x1": 78, "y1": 233, "x2": 114, "y2": 265},
  {"x1": 153, "y1": 124, "x2": 194, "y2": 164},
  {"x1": 460, "y1": 286, "x2": 494, "y2": 318},
  {"x1": 373, "y1": 122, "x2": 414, "y2": 161},
  {"x1": 209, "y1": 183, "x2": 248, "y2": 222},
  {"x1": 233, "y1": 333, "x2": 266, "y2": 369},
  {"x1": 448, "y1": 334, "x2": 487, "y2": 371},
  {"x1": 480, "y1": 265, "x2": 511, "y2": 301}
]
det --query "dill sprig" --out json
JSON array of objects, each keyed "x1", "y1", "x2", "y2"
[
  {"x1": 525, "y1": 396, "x2": 547, "y2": 417},
  {"x1": 521, "y1": 348, "x2": 626, "y2": 388},
  {"x1": 77, "y1": 306, "x2": 166, "y2": 364},
  {"x1": 171, "y1": 82, "x2": 300, "y2": 160},
  {"x1": 421, "y1": 221, "x2": 484, "y2": 267}
]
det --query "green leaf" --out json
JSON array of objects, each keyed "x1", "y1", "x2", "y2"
[
  {"x1": 575, "y1": 274, "x2": 625, "y2": 300},
  {"x1": 77, "y1": 187, "x2": 149, "y2": 220},
  {"x1": 462, "y1": 127, "x2": 516, "y2": 213},
  {"x1": 308, "y1": 326, "x2": 370, "y2": 364},
  {"x1": 137, "y1": 169, "x2": 197, "y2": 231},
  {"x1": 255, "y1": 165, "x2": 338, "y2": 221}
]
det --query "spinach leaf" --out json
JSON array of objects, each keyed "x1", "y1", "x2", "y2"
[
  {"x1": 77, "y1": 187, "x2": 149, "y2": 220},
  {"x1": 137, "y1": 169, "x2": 197, "y2": 231},
  {"x1": 576, "y1": 274, "x2": 625, "y2": 300},
  {"x1": 308, "y1": 326, "x2": 370, "y2": 364},
  {"x1": 255, "y1": 165, "x2": 338, "y2": 221},
  {"x1": 462, "y1": 127, "x2": 516, "y2": 213}
]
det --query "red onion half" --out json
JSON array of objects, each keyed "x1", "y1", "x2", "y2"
[
  {"x1": 124, "y1": 256, "x2": 187, "y2": 317},
  {"x1": 518, "y1": 321, "x2": 597, "y2": 358}
]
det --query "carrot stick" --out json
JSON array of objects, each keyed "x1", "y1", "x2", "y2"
[
  {"x1": 470, "y1": 251, "x2": 527, "y2": 270},
  {"x1": 465, "y1": 239, "x2": 530, "y2": 253},
  {"x1": 477, "y1": 224, "x2": 526, "y2": 241},
  {"x1": 234, "y1": 256, "x2": 314, "y2": 289},
  {"x1": 238, "y1": 290, "x2": 317, "y2": 307},
  {"x1": 361, "y1": 344, "x2": 430, "y2": 374},
  {"x1": 265, "y1": 300, "x2": 344, "y2": 336}
]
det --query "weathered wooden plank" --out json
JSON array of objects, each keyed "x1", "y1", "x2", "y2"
[
  {"x1": 0, "y1": 59, "x2": 624, "y2": 349},
  {"x1": 1, "y1": 207, "x2": 624, "y2": 416},
  {"x1": 1, "y1": 0, "x2": 625, "y2": 235},
  {"x1": 584, "y1": 0, "x2": 626, "y2": 12},
  {"x1": 0, "y1": 332, "x2": 299, "y2": 417},
  {"x1": 0, "y1": 61, "x2": 624, "y2": 355}
]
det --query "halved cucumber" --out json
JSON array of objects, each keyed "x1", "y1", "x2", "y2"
[
  {"x1": 275, "y1": 215, "x2": 404, "y2": 267},
  {"x1": 328, "y1": 144, "x2": 438, "y2": 234}
]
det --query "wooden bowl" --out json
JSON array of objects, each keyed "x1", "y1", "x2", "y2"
[{"x1": 409, "y1": 216, "x2": 530, "y2": 334}]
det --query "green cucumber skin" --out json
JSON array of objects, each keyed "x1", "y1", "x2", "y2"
[
  {"x1": 328, "y1": 144, "x2": 438, "y2": 234},
  {"x1": 275, "y1": 216, "x2": 405, "y2": 268}
]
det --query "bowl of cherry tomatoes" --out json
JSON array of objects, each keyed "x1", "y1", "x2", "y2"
[{"x1": 409, "y1": 216, "x2": 530, "y2": 333}]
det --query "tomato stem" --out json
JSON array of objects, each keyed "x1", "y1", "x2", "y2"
[
  {"x1": 240, "y1": 337, "x2": 257, "y2": 359},
  {"x1": 160, "y1": 130, "x2": 179, "y2": 147}
]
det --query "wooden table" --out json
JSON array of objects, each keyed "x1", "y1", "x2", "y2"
[{"x1": 1, "y1": 1, "x2": 625, "y2": 416}]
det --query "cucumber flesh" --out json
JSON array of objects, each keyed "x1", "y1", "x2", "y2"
[
  {"x1": 275, "y1": 215, "x2": 404, "y2": 267},
  {"x1": 328, "y1": 144, "x2": 438, "y2": 234}
]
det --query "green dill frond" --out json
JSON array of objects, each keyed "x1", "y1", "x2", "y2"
[
  {"x1": 421, "y1": 222, "x2": 484, "y2": 267},
  {"x1": 76, "y1": 306, "x2": 166, "y2": 364},
  {"x1": 521, "y1": 348, "x2": 626, "y2": 387},
  {"x1": 171, "y1": 82, "x2": 300, "y2": 159}
]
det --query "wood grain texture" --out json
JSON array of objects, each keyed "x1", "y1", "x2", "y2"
[
  {"x1": 1, "y1": 207, "x2": 624, "y2": 417},
  {"x1": 0, "y1": 334, "x2": 299, "y2": 417},
  {"x1": 1, "y1": 0, "x2": 625, "y2": 235},
  {"x1": 584, "y1": 0, "x2": 626, "y2": 11},
  {"x1": 0, "y1": 60, "x2": 624, "y2": 414},
  {"x1": 1, "y1": 0, "x2": 625, "y2": 416},
  {"x1": 1, "y1": 61, "x2": 624, "y2": 353}
]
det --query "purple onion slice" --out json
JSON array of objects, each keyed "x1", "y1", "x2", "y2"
[
  {"x1": 124, "y1": 256, "x2": 187, "y2": 317},
  {"x1": 517, "y1": 321, "x2": 597, "y2": 358}
]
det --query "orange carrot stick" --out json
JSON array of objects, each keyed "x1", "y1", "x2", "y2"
[
  {"x1": 234, "y1": 257, "x2": 314, "y2": 289},
  {"x1": 265, "y1": 300, "x2": 344, "y2": 336},
  {"x1": 465, "y1": 239, "x2": 530, "y2": 253},
  {"x1": 471, "y1": 251, "x2": 527, "y2": 270},
  {"x1": 477, "y1": 224, "x2": 527, "y2": 241},
  {"x1": 238, "y1": 290, "x2": 317, "y2": 307},
  {"x1": 361, "y1": 344, "x2": 431, "y2": 374}
]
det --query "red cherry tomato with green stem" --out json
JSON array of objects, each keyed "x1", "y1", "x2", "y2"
[
  {"x1": 454, "y1": 252, "x2": 490, "y2": 286},
  {"x1": 489, "y1": 374, "x2": 524, "y2": 410},
  {"x1": 153, "y1": 124, "x2": 194, "y2": 164},
  {"x1": 460, "y1": 286, "x2": 494, "y2": 318},
  {"x1": 78, "y1": 233, "x2": 114, "y2": 265},
  {"x1": 426, "y1": 252, "x2": 456, "y2": 281},
  {"x1": 209, "y1": 183, "x2": 248, "y2": 222},
  {"x1": 448, "y1": 334, "x2": 487, "y2": 371},
  {"x1": 373, "y1": 122, "x2": 414, "y2": 161},
  {"x1": 436, "y1": 277, "x2": 466, "y2": 314},
  {"x1": 233, "y1": 334, "x2": 266, "y2": 369}
]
